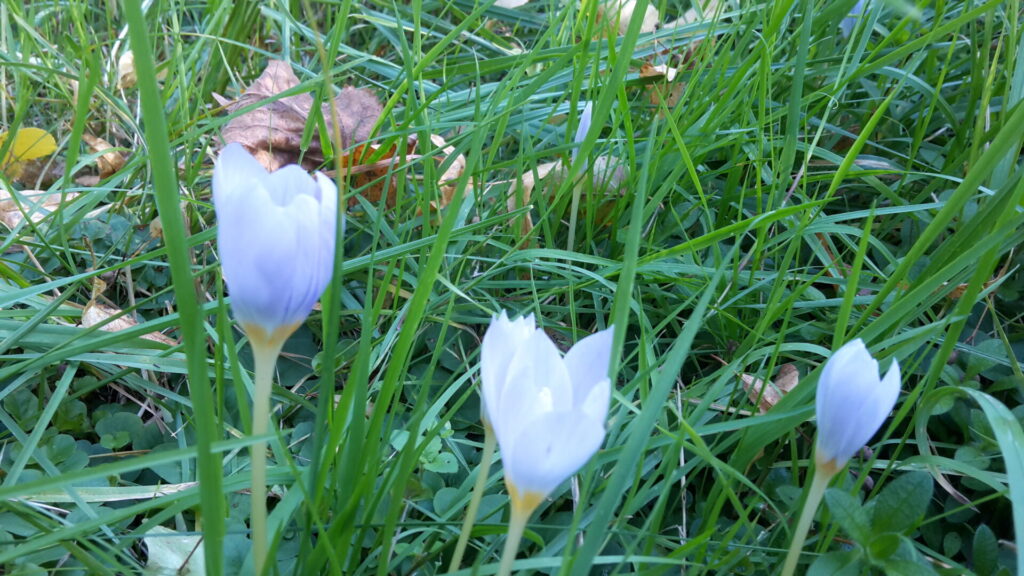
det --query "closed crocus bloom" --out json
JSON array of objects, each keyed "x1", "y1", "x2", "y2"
[
  {"x1": 213, "y1": 142, "x2": 338, "y2": 574},
  {"x1": 213, "y1": 143, "x2": 338, "y2": 344},
  {"x1": 815, "y1": 338, "x2": 900, "y2": 474},
  {"x1": 783, "y1": 338, "x2": 901, "y2": 576},
  {"x1": 481, "y1": 311, "x2": 613, "y2": 508}
]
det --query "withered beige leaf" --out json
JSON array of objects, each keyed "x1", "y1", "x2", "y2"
[
  {"x1": 740, "y1": 363, "x2": 799, "y2": 414},
  {"x1": 117, "y1": 51, "x2": 137, "y2": 89},
  {"x1": 82, "y1": 133, "x2": 126, "y2": 178},
  {"x1": 600, "y1": 0, "x2": 659, "y2": 35},
  {"x1": 640, "y1": 62, "x2": 679, "y2": 82},
  {"x1": 507, "y1": 155, "x2": 628, "y2": 234},
  {"x1": 428, "y1": 134, "x2": 466, "y2": 210},
  {"x1": 81, "y1": 300, "x2": 177, "y2": 346},
  {"x1": 217, "y1": 60, "x2": 382, "y2": 172},
  {"x1": 0, "y1": 189, "x2": 77, "y2": 229},
  {"x1": 775, "y1": 363, "x2": 799, "y2": 394},
  {"x1": 663, "y1": 0, "x2": 722, "y2": 28},
  {"x1": 508, "y1": 161, "x2": 562, "y2": 235}
]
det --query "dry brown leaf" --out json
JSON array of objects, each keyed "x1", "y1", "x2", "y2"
[
  {"x1": 324, "y1": 134, "x2": 465, "y2": 211},
  {"x1": 117, "y1": 51, "x2": 137, "y2": 89},
  {"x1": 81, "y1": 301, "x2": 177, "y2": 345},
  {"x1": 740, "y1": 363, "x2": 799, "y2": 414},
  {"x1": 15, "y1": 157, "x2": 65, "y2": 189},
  {"x1": 775, "y1": 362, "x2": 799, "y2": 394},
  {"x1": 640, "y1": 62, "x2": 679, "y2": 82},
  {"x1": 0, "y1": 189, "x2": 77, "y2": 229},
  {"x1": 333, "y1": 142, "x2": 401, "y2": 207},
  {"x1": 649, "y1": 80, "x2": 683, "y2": 109},
  {"x1": 216, "y1": 60, "x2": 382, "y2": 172},
  {"x1": 82, "y1": 134, "x2": 126, "y2": 178}
]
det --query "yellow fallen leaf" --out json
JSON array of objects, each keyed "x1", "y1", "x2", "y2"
[{"x1": 0, "y1": 127, "x2": 58, "y2": 179}]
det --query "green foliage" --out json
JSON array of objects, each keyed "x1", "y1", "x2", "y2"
[{"x1": 821, "y1": 472, "x2": 936, "y2": 574}]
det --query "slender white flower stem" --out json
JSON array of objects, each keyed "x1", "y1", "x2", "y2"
[
  {"x1": 448, "y1": 426, "x2": 497, "y2": 572},
  {"x1": 248, "y1": 332, "x2": 288, "y2": 576},
  {"x1": 497, "y1": 500, "x2": 533, "y2": 576},
  {"x1": 781, "y1": 462, "x2": 836, "y2": 576}
]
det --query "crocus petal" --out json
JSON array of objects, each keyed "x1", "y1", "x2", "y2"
[
  {"x1": 479, "y1": 313, "x2": 615, "y2": 506},
  {"x1": 264, "y1": 165, "x2": 321, "y2": 205},
  {"x1": 563, "y1": 325, "x2": 614, "y2": 420},
  {"x1": 213, "y1": 143, "x2": 268, "y2": 198},
  {"x1": 480, "y1": 311, "x2": 535, "y2": 425},
  {"x1": 839, "y1": 0, "x2": 865, "y2": 39},
  {"x1": 494, "y1": 328, "x2": 573, "y2": 453},
  {"x1": 504, "y1": 410, "x2": 607, "y2": 497},
  {"x1": 572, "y1": 102, "x2": 593, "y2": 168},
  {"x1": 213, "y1": 143, "x2": 337, "y2": 334},
  {"x1": 815, "y1": 339, "x2": 901, "y2": 468}
]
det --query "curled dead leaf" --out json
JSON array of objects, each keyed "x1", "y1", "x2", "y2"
[
  {"x1": 663, "y1": 0, "x2": 722, "y2": 28},
  {"x1": 216, "y1": 60, "x2": 382, "y2": 172},
  {"x1": 333, "y1": 142, "x2": 402, "y2": 207},
  {"x1": 149, "y1": 216, "x2": 163, "y2": 239},
  {"x1": 508, "y1": 161, "x2": 562, "y2": 235},
  {"x1": 0, "y1": 189, "x2": 78, "y2": 229},
  {"x1": 640, "y1": 62, "x2": 679, "y2": 82},
  {"x1": 428, "y1": 134, "x2": 466, "y2": 210},
  {"x1": 81, "y1": 301, "x2": 177, "y2": 345},
  {"x1": 82, "y1": 133, "x2": 126, "y2": 178},
  {"x1": 740, "y1": 363, "x2": 799, "y2": 414},
  {"x1": 117, "y1": 51, "x2": 137, "y2": 89}
]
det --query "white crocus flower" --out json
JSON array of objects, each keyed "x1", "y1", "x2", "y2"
[
  {"x1": 212, "y1": 142, "x2": 338, "y2": 575},
  {"x1": 782, "y1": 337, "x2": 901, "y2": 576},
  {"x1": 814, "y1": 338, "x2": 901, "y2": 475},
  {"x1": 213, "y1": 142, "x2": 338, "y2": 348},
  {"x1": 481, "y1": 311, "x2": 614, "y2": 576},
  {"x1": 482, "y1": 311, "x2": 613, "y2": 504}
]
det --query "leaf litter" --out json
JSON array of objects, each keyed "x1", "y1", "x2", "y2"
[{"x1": 214, "y1": 59, "x2": 465, "y2": 209}]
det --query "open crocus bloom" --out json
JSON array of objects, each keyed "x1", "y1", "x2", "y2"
[
  {"x1": 481, "y1": 311, "x2": 614, "y2": 509},
  {"x1": 213, "y1": 143, "x2": 338, "y2": 343},
  {"x1": 815, "y1": 338, "x2": 900, "y2": 473}
]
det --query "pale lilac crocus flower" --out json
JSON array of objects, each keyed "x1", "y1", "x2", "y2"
[
  {"x1": 481, "y1": 311, "x2": 614, "y2": 576},
  {"x1": 782, "y1": 337, "x2": 901, "y2": 576},
  {"x1": 213, "y1": 142, "x2": 337, "y2": 575}
]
